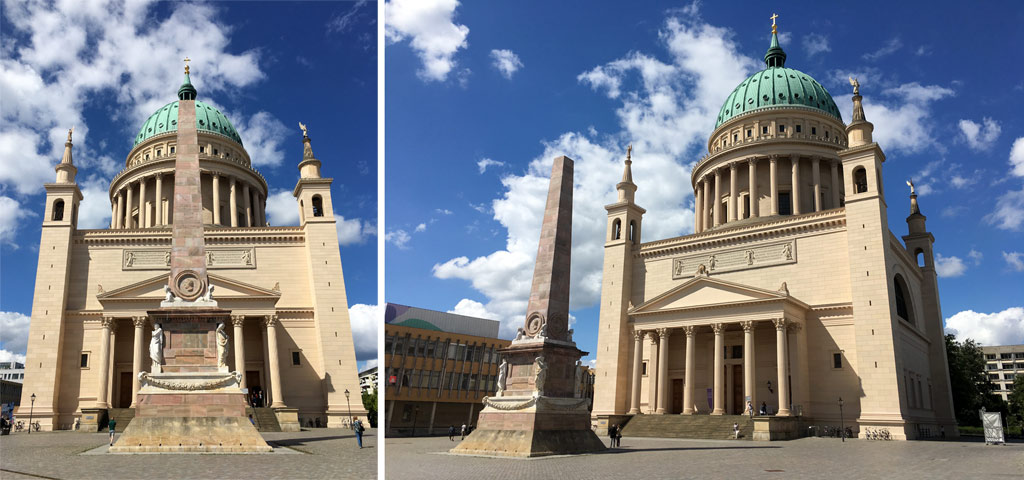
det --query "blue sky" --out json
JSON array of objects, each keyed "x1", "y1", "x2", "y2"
[
  {"x1": 384, "y1": 0, "x2": 1024, "y2": 366},
  {"x1": 0, "y1": 0, "x2": 379, "y2": 370}
]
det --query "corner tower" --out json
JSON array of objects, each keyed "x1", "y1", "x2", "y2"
[
  {"x1": 291, "y1": 125, "x2": 367, "y2": 426},
  {"x1": 594, "y1": 146, "x2": 646, "y2": 416}
]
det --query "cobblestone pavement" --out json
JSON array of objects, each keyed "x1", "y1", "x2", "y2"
[
  {"x1": 386, "y1": 435, "x2": 1023, "y2": 480},
  {"x1": 0, "y1": 428, "x2": 376, "y2": 479}
]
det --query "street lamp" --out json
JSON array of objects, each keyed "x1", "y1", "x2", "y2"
[
  {"x1": 344, "y1": 389, "x2": 352, "y2": 430},
  {"x1": 838, "y1": 397, "x2": 845, "y2": 442},
  {"x1": 28, "y1": 393, "x2": 36, "y2": 434},
  {"x1": 412, "y1": 405, "x2": 420, "y2": 437}
]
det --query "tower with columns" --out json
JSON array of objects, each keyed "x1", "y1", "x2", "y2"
[{"x1": 592, "y1": 18, "x2": 957, "y2": 441}]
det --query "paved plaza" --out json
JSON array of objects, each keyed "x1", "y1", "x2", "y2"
[
  {"x1": 0, "y1": 428, "x2": 376, "y2": 479},
  {"x1": 386, "y1": 435, "x2": 1023, "y2": 479}
]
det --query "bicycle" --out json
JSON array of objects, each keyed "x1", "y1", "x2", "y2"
[
  {"x1": 32, "y1": 422, "x2": 40, "y2": 432},
  {"x1": 14, "y1": 421, "x2": 24, "y2": 433}
]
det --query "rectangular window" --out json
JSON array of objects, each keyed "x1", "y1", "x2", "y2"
[
  {"x1": 778, "y1": 124, "x2": 786, "y2": 133},
  {"x1": 987, "y1": 364, "x2": 997, "y2": 370},
  {"x1": 292, "y1": 351, "x2": 301, "y2": 366},
  {"x1": 406, "y1": 338, "x2": 416, "y2": 356},
  {"x1": 1006, "y1": 374, "x2": 1017, "y2": 380},
  {"x1": 447, "y1": 344, "x2": 459, "y2": 360},
  {"x1": 156, "y1": 150, "x2": 162, "y2": 156},
  {"x1": 394, "y1": 337, "x2": 405, "y2": 356},
  {"x1": 642, "y1": 361, "x2": 648, "y2": 376},
  {"x1": 811, "y1": 127, "x2": 817, "y2": 135},
  {"x1": 199, "y1": 146, "x2": 204, "y2": 153},
  {"x1": 795, "y1": 125, "x2": 802, "y2": 133},
  {"x1": 80, "y1": 352, "x2": 90, "y2": 368},
  {"x1": 459, "y1": 344, "x2": 468, "y2": 361},
  {"x1": 731, "y1": 345, "x2": 743, "y2": 359},
  {"x1": 385, "y1": 335, "x2": 394, "y2": 355},
  {"x1": 420, "y1": 371, "x2": 431, "y2": 388},
  {"x1": 989, "y1": 374, "x2": 1000, "y2": 380},
  {"x1": 1016, "y1": 353, "x2": 1024, "y2": 358},
  {"x1": 833, "y1": 353, "x2": 843, "y2": 369},
  {"x1": 425, "y1": 339, "x2": 435, "y2": 358},
  {"x1": 416, "y1": 338, "x2": 426, "y2": 357},
  {"x1": 733, "y1": 134, "x2": 738, "y2": 142},
  {"x1": 213, "y1": 148, "x2": 218, "y2": 156},
  {"x1": 170, "y1": 146, "x2": 175, "y2": 154},
  {"x1": 1017, "y1": 363, "x2": 1024, "y2": 369},
  {"x1": 778, "y1": 191, "x2": 792, "y2": 215},
  {"x1": 746, "y1": 129, "x2": 752, "y2": 137},
  {"x1": 437, "y1": 340, "x2": 448, "y2": 359},
  {"x1": 762, "y1": 126, "x2": 768, "y2": 134},
  {"x1": 1001, "y1": 353, "x2": 1013, "y2": 359}
]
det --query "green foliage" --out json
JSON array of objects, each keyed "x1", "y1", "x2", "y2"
[
  {"x1": 944, "y1": 334, "x2": 1002, "y2": 426},
  {"x1": 1008, "y1": 377, "x2": 1024, "y2": 429},
  {"x1": 362, "y1": 388, "x2": 378, "y2": 428}
]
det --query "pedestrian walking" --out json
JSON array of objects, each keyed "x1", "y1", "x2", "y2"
[
  {"x1": 448, "y1": 425, "x2": 456, "y2": 441},
  {"x1": 747, "y1": 400, "x2": 754, "y2": 418},
  {"x1": 733, "y1": 422, "x2": 740, "y2": 439},
  {"x1": 760, "y1": 401, "x2": 768, "y2": 416},
  {"x1": 108, "y1": 417, "x2": 117, "y2": 446},
  {"x1": 608, "y1": 424, "x2": 618, "y2": 447},
  {"x1": 615, "y1": 425, "x2": 623, "y2": 447},
  {"x1": 460, "y1": 423, "x2": 467, "y2": 440},
  {"x1": 353, "y1": 418, "x2": 364, "y2": 448}
]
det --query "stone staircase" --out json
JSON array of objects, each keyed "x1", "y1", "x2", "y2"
[
  {"x1": 620, "y1": 414, "x2": 754, "y2": 440},
  {"x1": 247, "y1": 407, "x2": 282, "y2": 432},
  {"x1": 107, "y1": 408, "x2": 136, "y2": 432}
]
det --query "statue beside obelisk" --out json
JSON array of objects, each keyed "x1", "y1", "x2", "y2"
[{"x1": 452, "y1": 156, "x2": 605, "y2": 457}]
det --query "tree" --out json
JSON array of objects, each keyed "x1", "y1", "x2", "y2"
[
  {"x1": 1008, "y1": 377, "x2": 1024, "y2": 431},
  {"x1": 362, "y1": 387, "x2": 378, "y2": 428},
  {"x1": 944, "y1": 334, "x2": 1000, "y2": 426}
]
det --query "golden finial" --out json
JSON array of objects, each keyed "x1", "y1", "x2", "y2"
[
  {"x1": 770, "y1": 13, "x2": 779, "y2": 34},
  {"x1": 67, "y1": 126, "x2": 74, "y2": 143},
  {"x1": 626, "y1": 144, "x2": 632, "y2": 162},
  {"x1": 183, "y1": 56, "x2": 191, "y2": 74}
]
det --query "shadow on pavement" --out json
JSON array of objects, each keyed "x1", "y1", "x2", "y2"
[{"x1": 600, "y1": 445, "x2": 781, "y2": 454}]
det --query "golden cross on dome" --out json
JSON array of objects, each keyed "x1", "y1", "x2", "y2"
[
  {"x1": 183, "y1": 56, "x2": 191, "y2": 74},
  {"x1": 770, "y1": 13, "x2": 779, "y2": 34}
]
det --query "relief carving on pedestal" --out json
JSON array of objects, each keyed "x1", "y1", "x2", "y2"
[{"x1": 671, "y1": 241, "x2": 796, "y2": 280}]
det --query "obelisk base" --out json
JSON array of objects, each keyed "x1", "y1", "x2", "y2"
[{"x1": 450, "y1": 396, "x2": 605, "y2": 457}]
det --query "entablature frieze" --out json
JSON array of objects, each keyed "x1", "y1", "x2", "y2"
[
  {"x1": 74, "y1": 227, "x2": 305, "y2": 246},
  {"x1": 630, "y1": 315, "x2": 804, "y2": 335}
]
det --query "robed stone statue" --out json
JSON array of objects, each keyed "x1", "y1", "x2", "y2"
[{"x1": 150, "y1": 323, "x2": 164, "y2": 373}]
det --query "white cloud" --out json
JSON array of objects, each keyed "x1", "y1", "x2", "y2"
[
  {"x1": 1003, "y1": 251, "x2": 1024, "y2": 272},
  {"x1": 385, "y1": 229, "x2": 412, "y2": 248},
  {"x1": 447, "y1": 298, "x2": 501, "y2": 320},
  {"x1": 1010, "y1": 137, "x2": 1024, "y2": 177},
  {"x1": 0, "y1": 196, "x2": 34, "y2": 247},
  {"x1": 76, "y1": 175, "x2": 113, "y2": 229},
  {"x1": 434, "y1": 10, "x2": 750, "y2": 337},
  {"x1": 0, "y1": 312, "x2": 32, "y2": 356},
  {"x1": 477, "y1": 158, "x2": 504, "y2": 173},
  {"x1": 385, "y1": 0, "x2": 469, "y2": 82},
  {"x1": 358, "y1": 358, "x2": 378, "y2": 373},
  {"x1": 934, "y1": 253, "x2": 967, "y2": 278},
  {"x1": 265, "y1": 189, "x2": 300, "y2": 226},
  {"x1": 968, "y1": 249, "x2": 983, "y2": 265},
  {"x1": 234, "y1": 111, "x2": 290, "y2": 168},
  {"x1": 958, "y1": 118, "x2": 1001, "y2": 151},
  {"x1": 435, "y1": 208, "x2": 453, "y2": 215},
  {"x1": 414, "y1": 223, "x2": 427, "y2": 233},
  {"x1": 835, "y1": 82, "x2": 954, "y2": 155},
  {"x1": 490, "y1": 49, "x2": 523, "y2": 79},
  {"x1": 863, "y1": 37, "x2": 902, "y2": 61},
  {"x1": 336, "y1": 215, "x2": 375, "y2": 246},
  {"x1": 986, "y1": 186, "x2": 1024, "y2": 231},
  {"x1": 945, "y1": 307, "x2": 1024, "y2": 346},
  {"x1": 327, "y1": 0, "x2": 369, "y2": 34},
  {"x1": 0, "y1": 349, "x2": 27, "y2": 365},
  {"x1": 802, "y1": 33, "x2": 831, "y2": 56},
  {"x1": 0, "y1": 128, "x2": 55, "y2": 195},
  {"x1": 347, "y1": 303, "x2": 380, "y2": 361}
]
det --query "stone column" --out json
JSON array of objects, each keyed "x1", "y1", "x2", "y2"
[
  {"x1": 748, "y1": 158, "x2": 758, "y2": 218},
  {"x1": 702, "y1": 178, "x2": 711, "y2": 232},
  {"x1": 154, "y1": 174, "x2": 163, "y2": 226},
  {"x1": 265, "y1": 314, "x2": 285, "y2": 408},
  {"x1": 125, "y1": 181, "x2": 134, "y2": 228},
  {"x1": 830, "y1": 160, "x2": 841, "y2": 209},
  {"x1": 96, "y1": 316, "x2": 114, "y2": 408},
  {"x1": 116, "y1": 190, "x2": 125, "y2": 229},
  {"x1": 791, "y1": 157, "x2": 801, "y2": 215},
  {"x1": 694, "y1": 181, "x2": 703, "y2": 233},
  {"x1": 682, "y1": 326, "x2": 696, "y2": 415},
  {"x1": 774, "y1": 318, "x2": 791, "y2": 416},
  {"x1": 647, "y1": 332, "x2": 659, "y2": 413},
  {"x1": 110, "y1": 203, "x2": 117, "y2": 229},
  {"x1": 130, "y1": 316, "x2": 146, "y2": 408},
  {"x1": 232, "y1": 315, "x2": 247, "y2": 389},
  {"x1": 242, "y1": 183, "x2": 252, "y2": 227},
  {"x1": 728, "y1": 163, "x2": 738, "y2": 222},
  {"x1": 251, "y1": 189, "x2": 260, "y2": 226},
  {"x1": 742, "y1": 321, "x2": 755, "y2": 414},
  {"x1": 712, "y1": 169, "x2": 722, "y2": 227},
  {"x1": 229, "y1": 177, "x2": 238, "y2": 227},
  {"x1": 212, "y1": 174, "x2": 221, "y2": 226},
  {"x1": 107, "y1": 322, "x2": 116, "y2": 405},
  {"x1": 711, "y1": 323, "x2": 725, "y2": 415},
  {"x1": 769, "y1": 156, "x2": 779, "y2": 216},
  {"x1": 812, "y1": 156, "x2": 822, "y2": 212},
  {"x1": 139, "y1": 176, "x2": 148, "y2": 227},
  {"x1": 655, "y1": 328, "x2": 671, "y2": 414},
  {"x1": 628, "y1": 329, "x2": 645, "y2": 414}
]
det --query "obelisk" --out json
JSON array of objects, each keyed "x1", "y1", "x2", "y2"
[{"x1": 452, "y1": 156, "x2": 606, "y2": 457}]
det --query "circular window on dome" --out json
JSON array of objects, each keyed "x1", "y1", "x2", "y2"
[
  {"x1": 158, "y1": 123, "x2": 164, "y2": 128},
  {"x1": 735, "y1": 103, "x2": 740, "y2": 109},
  {"x1": 790, "y1": 75, "x2": 795, "y2": 78},
  {"x1": 752, "y1": 78, "x2": 757, "y2": 83},
  {"x1": 763, "y1": 76, "x2": 769, "y2": 80},
  {"x1": 779, "y1": 93, "x2": 786, "y2": 99},
  {"x1": 725, "y1": 110, "x2": 730, "y2": 115},
  {"x1": 172, "y1": 120, "x2": 177, "y2": 125},
  {"x1": 147, "y1": 127, "x2": 152, "y2": 132},
  {"x1": 199, "y1": 120, "x2": 205, "y2": 125},
  {"x1": 762, "y1": 95, "x2": 769, "y2": 101},
  {"x1": 809, "y1": 96, "x2": 814, "y2": 101},
  {"x1": 793, "y1": 93, "x2": 800, "y2": 99},
  {"x1": 212, "y1": 122, "x2": 217, "y2": 128},
  {"x1": 777, "y1": 74, "x2": 783, "y2": 78},
  {"x1": 748, "y1": 99, "x2": 754, "y2": 104}
]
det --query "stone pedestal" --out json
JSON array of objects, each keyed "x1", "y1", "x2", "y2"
[
  {"x1": 273, "y1": 407, "x2": 301, "y2": 432},
  {"x1": 79, "y1": 407, "x2": 106, "y2": 433}
]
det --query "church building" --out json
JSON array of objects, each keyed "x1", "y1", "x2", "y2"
[
  {"x1": 593, "y1": 21, "x2": 957, "y2": 440},
  {"x1": 16, "y1": 65, "x2": 367, "y2": 430}
]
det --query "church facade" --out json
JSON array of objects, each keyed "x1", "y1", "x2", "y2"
[
  {"x1": 594, "y1": 25, "x2": 957, "y2": 440},
  {"x1": 16, "y1": 68, "x2": 367, "y2": 430}
]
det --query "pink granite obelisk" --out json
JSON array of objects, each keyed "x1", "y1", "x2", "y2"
[
  {"x1": 167, "y1": 68, "x2": 208, "y2": 301},
  {"x1": 452, "y1": 156, "x2": 605, "y2": 457}
]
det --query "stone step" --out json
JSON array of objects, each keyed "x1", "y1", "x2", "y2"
[
  {"x1": 620, "y1": 414, "x2": 755, "y2": 440},
  {"x1": 107, "y1": 408, "x2": 136, "y2": 432},
  {"x1": 247, "y1": 407, "x2": 282, "y2": 432}
]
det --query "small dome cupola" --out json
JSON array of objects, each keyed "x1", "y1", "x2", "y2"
[
  {"x1": 177, "y1": 57, "x2": 197, "y2": 100},
  {"x1": 764, "y1": 14, "x2": 787, "y2": 68}
]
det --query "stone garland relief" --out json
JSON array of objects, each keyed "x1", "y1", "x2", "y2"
[
  {"x1": 671, "y1": 241, "x2": 796, "y2": 279},
  {"x1": 123, "y1": 248, "x2": 256, "y2": 270}
]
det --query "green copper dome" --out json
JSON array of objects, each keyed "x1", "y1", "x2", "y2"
[
  {"x1": 133, "y1": 73, "x2": 243, "y2": 147},
  {"x1": 714, "y1": 32, "x2": 842, "y2": 129}
]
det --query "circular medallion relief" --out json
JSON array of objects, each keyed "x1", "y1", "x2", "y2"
[
  {"x1": 173, "y1": 270, "x2": 205, "y2": 301},
  {"x1": 525, "y1": 312, "x2": 545, "y2": 336}
]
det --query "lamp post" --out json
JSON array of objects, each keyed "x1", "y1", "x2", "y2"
[
  {"x1": 838, "y1": 397, "x2": 845, "y2": 442},
  {"x1": 412, "y1": 405, "x2": 420, "y2": 437},
  {"x1": 28, "y1": 393, "x2": 36, "y2": 434},
  {"x1": 344, "y1": 389, "x2": 352, "y2": 430}
]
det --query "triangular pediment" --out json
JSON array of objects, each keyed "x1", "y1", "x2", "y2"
[
  {"x1": 98, "y1": 273, "x2": 281, "y2": 303},
  {"x1": 630, "y1": 276, "x2": 792, "y2": 315}
]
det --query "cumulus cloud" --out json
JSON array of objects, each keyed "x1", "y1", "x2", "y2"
[
  {"x1": 75, "y1": 175, "x2": 114, "y2": 229},
  {"x1": 835, "y1": 82, "x2": 954, "y2": 155},
  {"x1": 968, "y1": 249, "x2": 983, "y2": 265},
  {"x1": 447, "y1": 298, "x2": 501, "y2": 320},
  {"x1": 385, "y1": 229, "x2": 412, "y2": 248},
  {"x1": 0, "y1": 312, "x2": 32, "y2": 357},
  {"x1": 0, "y1": 350, "x2": 26, "y2": 364},
  {"x1": 934, "y1": 253, "x2": 967, "y2": 278},
  {"x1": 347, "y1": 303, "x2": 380, "y2": 361},
  {"x1": 477, "y1": 158, "x2": 504, "y2": 173},
  {"x1": 0, "y1": 196, "x2": 34, "y2": 247},
  {"x1": 945, "y1": 307, "x2": 1024, "y2": 346},
  {"x1": 1010, "y1": 137, "x2": 1024, "y2": 177},
  {"x1": 490, "y1": 49, "x2": 523, "y2": 79},
  {"x1": 264, "y1": 189, "x2": 373, "y2": 245},
  {"x1": 336, "y1": 215, "x2": 375, "y2": 246},
  {"x1": 986, "y1": 186, "x2": 1024, "y2": 231},
  {"x1": 434, "y1": 9, "x2": 753, "y2": 337},
  {"x1": 234, "y1": 111, "x2": 290, "y2": 168},
  {"x1": 435, "y1": 208, "x2": 453, "y2": 215},
  {"x1": 1004, "y1": 251, "x2": 1024, "y2": 272},
  {"x1": 327, "y1": 0, "x2": 369, "y2": 34},
  {"x1": 863, "y1": 37, "x2": 902, "y2": 61},
  {"x1": 802, "y1": 33, "x2": 831, "y2": 56},
  {"x1": 385, "y1": 0, "x2": 469, "y2": 82},
  {"x1": 958, "y1": 118, "x2": 1001, "y2": 151},
  {"x1": 414, "y1": 223, "x2": 427, "y2": 233}
]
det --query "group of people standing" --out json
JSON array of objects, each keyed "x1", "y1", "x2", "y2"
[
  {"x1": 608, "y1": 424, "x2": 623, "y2": 447},
  {"x1": 448, "y1": 424, "x2": 473, "y2": 441}
]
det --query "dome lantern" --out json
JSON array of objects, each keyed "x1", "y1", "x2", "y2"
[{"x1": 177, "y1": 57, "x2": 197, "y2": 101}]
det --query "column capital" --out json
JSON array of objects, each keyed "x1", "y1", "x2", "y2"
[
  {"x1": 787, "y1": 322, "x2": 803, "y2": 333},
  {"x1": 747, "y1": 156, "x2": 759, "y2": 166},
  {"x1": 769, "y1": 154, "x2": 779, "y2": 163},
  {"x1": 648, "y1": 331, "x2": 660, "y2": 344},
  {"x1": 711, "y1": 323, "x2": 724, "y2": 335},
  {"x1": 772, "y1": 318, "x2": 788, "y2": 331},
  {"x1": 132, "y1": 316, "x2": 147, "y2": 328},
  {"x1": 729, "y1": 162, "x2": 737, "y2": 171},
  {"x1": 741, "y1": 320, "x2": 755, "y2": 332},
  {"x1": 231, "y1": 315, "x2": 246, "y2": 327},
  {"x1": 656, "y1": 327, "x2": 671, "y2": 339},
  {"x1": 263, "y1": 314, "x2": 279, "y2": 327},
  {"x1": 682, "y1": 325, "x2": 696, "y2": 337},
  {"x1": 632, "y1": 329, "x2": 646, "y2": 341},
  {"x1": 101, "y1": 316, "x2": 116, "y2": 329}
]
